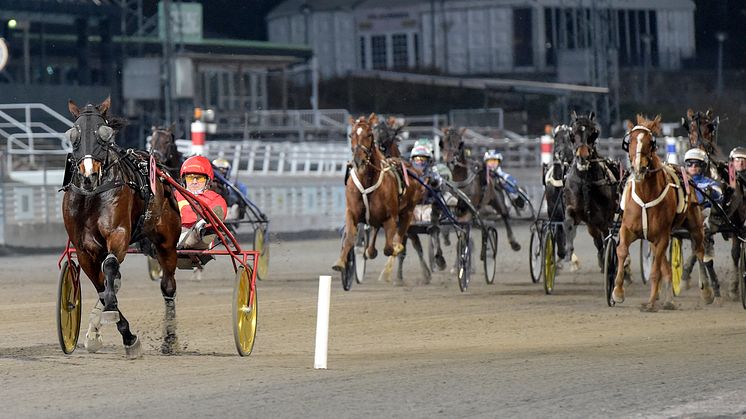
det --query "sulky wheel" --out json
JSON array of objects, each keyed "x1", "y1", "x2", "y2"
[
  {"x1": 482, "y1": 226, "x2": 498, "y2": 284},
  {"x1": 147, "y1": 256, "x2": 163, "y2": 282},
  {"x1": 603, "y1": 237, "x2": 618, "y2": 307},
  {"x1": 542, "y1": 229, "x2": 556, "y2": 295},
  {"x1": 57, "y1": 260, "x2": 82, "y2": 354},
  {"x1": 639, "y1": 240, "x2": 651, "y2": 285},
  {"x1": 669, "y1": 237, "x2": 683, "y2": 296},
  {"x1": 456, "y1": 230, "x2": 471, "y2": 292},
  {"x1": 342, "y1": 243, "x2": 356, "y2": 291},
  {"x1": 736, "y1": 243, "x2": 746, "y2": 310},
  {"x1": 529, "y1": 223, "x2": 542, "y2": 283},
  {"x1": 353, "y1": 224, "x2": 369, "y2": 284},
  {"x1": 233, "y1": 265, "x2": 258, "y2": 356},
  {"x1": 253, "y1": 227, "x2": 270, "y2": 281}
]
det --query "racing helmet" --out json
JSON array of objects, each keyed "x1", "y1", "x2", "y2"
[
  {"x1": 181, "y1": 155, "x2": 214, "y2": 181},
  {"x1": 684, "y1": 148, "x2": 708, "y2": 164},
  {"x1": 212, "y1": 158, "x2": 231, "y2": 177},
  {"x1": 483, "y1": 149, "x2": 503, "y2": 162},
  {"x1": 410, "y1": 144, "x2": 433, "y2": 160},
  {"x1": 729, "y1": 147, "x2": 746, "y2": 160}
]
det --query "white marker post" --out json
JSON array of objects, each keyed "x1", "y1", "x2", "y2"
[{"x1": 314, "y1": 275, "x2": 332, "y2": 369}]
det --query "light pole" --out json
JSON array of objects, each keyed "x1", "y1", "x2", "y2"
[{"x1": 716, "y1": 32, "x2": 727, "y2": 96}]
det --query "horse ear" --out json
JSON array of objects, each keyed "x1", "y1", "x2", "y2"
[
  {"x1": 98, "y1": 96, "x2": 111, "y2": 116},
  {"x1": 686, "y1": 108, "x2": 694, "y2": 120},
  {"x1": 68, "y1": 100, "x2": 80, "y2": 118},
  {"x1": 626, "y1": 119, "x2": 634, "y2": 131},
  {"x1": 589, "y1": 111, "x2": 595, "y2": 120},
  {"x1": 635, "y1": 114, "x2": 646, "y2": 126},
  {"x1": 680, "y1": 117, "x2": 690, "y2": 132},
  {"x1": 369, "y1": 113, "x2": 378, "y2": 125},
  {"x1": 570, "y1": 110, "x2": 577, "y2": 121},
  {"x1": 651, "y1": 115, "x2": 663, "y2": 135},
  {"x1": 706, "y1": 109, "x2": 713, "y2": 119},
  {"x1": 168, "y1": 122, "x2": 176, "y2": 133}
]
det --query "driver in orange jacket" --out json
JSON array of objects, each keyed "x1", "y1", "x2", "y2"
[{"x1": 175, "y1": 155, "x2": 228, "y2": 249}]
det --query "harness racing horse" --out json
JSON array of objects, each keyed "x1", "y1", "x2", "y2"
[
  {"x1": 148, "y1": 124, "x2": 182, "y2": 179},
  {"x1": 374, "y1": 116, "x2": 403, "y2": 158},
  {"x1": 333, "y1": 113, "x2": 423, "y2": 283},
  {"x1": 612, "y1": 115, "x2": 712, "y2": 311},
  {"x1": 563, "y1": 112, "x2": 620, "y2": 270},
  {"x1": 61, "y1": 97, "x2": 182, "y2": 357},
  {"x1": 682, "y1": 108, "x2": 746, "y2": 296},
  {"x1": 440, "y1": 127, "x2": 522, "y2": 251},
  {"x1": 544, "y1": 124, "x2": 575, "y2": 267}
]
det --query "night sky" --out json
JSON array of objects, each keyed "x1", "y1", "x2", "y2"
[{"x1": 161, "y1": 0, "x2": 744, "y2": 68}]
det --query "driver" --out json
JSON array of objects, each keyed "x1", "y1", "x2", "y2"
[
  {"x1": 212, "y1": 158, "x2": 249, "y2": 220},
  {"x1": 483, "y1": 149, "x2": 524, "y2": 208},
  {"x1": 175, "y1": 155, "x2": 228, "y2": 250},
  {"x1": 681, "y1": 148, "x2": 723, "y2": 296}
]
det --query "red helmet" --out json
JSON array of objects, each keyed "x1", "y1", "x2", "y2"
[{"x1": 180, "y1": 155, "x2": 214, "y2": 180}]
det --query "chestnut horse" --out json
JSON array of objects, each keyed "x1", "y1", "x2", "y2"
[
  {"x1": 612, "y1": 115, "x2": 712, "y2": 311},
  {"x1": 333, "y1": 113, "x2": 423, "y2": 279},
  {"x1": 62, "y1": 97, "x2": 181, "y2": 356}
]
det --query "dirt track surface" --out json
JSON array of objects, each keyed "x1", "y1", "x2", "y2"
[{"x1": 1, "y1": 225, "x2": 746, "y2": 418}]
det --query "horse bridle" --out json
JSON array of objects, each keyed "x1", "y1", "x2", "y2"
[
  {"x1": 351, "y1": 125, "x2": 376, "y2": 168},
  {"x1": 625, "y1": 125, "x2": 661, "y2": 179}
]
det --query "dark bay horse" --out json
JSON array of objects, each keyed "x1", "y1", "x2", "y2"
[
  {"x1": 374, "y1": 116, "x2": 404, "y2": 158},
  {"x1": 62, "y1": 97, "x2": 182, "y2": 357},
  {"x1": 543, "y1": 124, "x2": 576, "y2": 267},
  {"x1": 440, "y1": 127, "x2": 521, "y2": 251},
  {"x1": 612, "y1": 115, "x2": 711, "y2": 311},
  {"x1": 149, "y1": 124, "x2": 183, "y2": 179},
  {"x1": 333, "y1": 113, "x2": 423, "y2": 282},
  {"x1": 563, "y1": 111, "x2": 620, "y2": 270},
  {"x1": 682, "y1": 108, "x2": 746, "y2": 297}
]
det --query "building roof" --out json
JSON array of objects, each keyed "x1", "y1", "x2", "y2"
[{"x1": 267, "y1": 0, "x2": 364, "y2": 20}]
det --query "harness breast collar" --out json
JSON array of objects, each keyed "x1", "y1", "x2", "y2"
[{"x1": 349, "y1": 162, "x2": 391, "y2": 224}]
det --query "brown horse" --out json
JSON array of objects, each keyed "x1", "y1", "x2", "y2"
[
  {"x1": 149, "y1": 124, "x2": 182, "y2": 179},
  {"x1": 333, "y1": 113, "x2": 423, "y2": 279},
  {"x1": 612, "y1": 115, "x2": 711, "y2": 311},
  {"x1": 62, "y1": 97, "x2": 182, "y2": 356}
]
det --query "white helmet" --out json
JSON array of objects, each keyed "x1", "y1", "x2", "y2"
[
  {"x1": 410, "y1": 145, "x2": 433, "y2": 160},
  {"x1": 684, "y1": 148, "x2": 707, "y2": 163},
  {"x1": 729, "y1": 147, "x2": 746, "y2": 160},
  {"x1": 483, "y1": 149, "x2": 503, "y2": 162}
]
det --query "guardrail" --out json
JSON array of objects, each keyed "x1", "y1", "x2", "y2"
[{"x1": 0, "y1": 103, "x2": 73, "y2": 170}]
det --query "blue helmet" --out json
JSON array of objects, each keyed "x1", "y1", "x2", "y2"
[{"x1": 483, "y1": 149, "x2": 503, "y2": 162}]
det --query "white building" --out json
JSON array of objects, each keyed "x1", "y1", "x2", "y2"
[{"x1": 267, "y1": 0, "x2": 696, "y2": 80}]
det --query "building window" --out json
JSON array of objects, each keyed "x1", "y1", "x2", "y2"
[
  {"x1": 414, "y1": 33, "x2": 420, "y2": 68},
  {"x1": 360, "y1": 36, "x2": 367, "y2": 69},
  {"x1": 371, "y1": 35, "x2": 387, "y2": 70},
  {"x1": 513, "y1": 8, "x2": 534, "y2": 67},
  {"x1": 392, "y1": 34, "x2": 408, "y2": 69}
]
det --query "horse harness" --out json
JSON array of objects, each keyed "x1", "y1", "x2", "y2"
[
  {"x1": 348, "y1": 158, "x2": 410, "y2": 225},
  {"x1": 621, "y1": 125, "x2": 688, "y2": 240}
]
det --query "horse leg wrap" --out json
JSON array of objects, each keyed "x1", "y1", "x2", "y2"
[
  {"x1": 85, "y1": 300, "x2": 104, "y2": 353},
  {"x1": 704, "y1": 261, "x2": 720, "y2": 297}
]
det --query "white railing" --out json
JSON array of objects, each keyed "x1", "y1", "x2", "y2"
[{"x1": 0, "y1": 103, "x2": 73, "y2": 170}]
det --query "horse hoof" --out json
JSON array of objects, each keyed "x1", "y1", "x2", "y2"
[
  {"x1": 160, "y1": 336, "x2": 179, "y2": 355},
  {"x1": 701, "y1": 287, "x2": 715, "y2": 305},
  {"x1": 332, "y1": 258, "x2": 345, "y2": 272},
  {"x1": 663, "y1": 301, "x2": 677, "y2": 310},
  {"x1": 640, "y1": 303, "x2": 659, "y2": 313},
  {"x1": 383, "y1": 246, "x2": 394, "y2": 257},
  {"x1": 366, "y1": 248, "x2": 378, "y2": 259},
  {"x1": 435, "y1": 256, "x2": 447, "y2": 271},
  {"x1": 125, "y1": 337, "x2": 142, "y2": 359},
  {"x1": 84, "y1": 332, "x2": 103, "y2": 353},
  {"x1": 510, "y1": 241, "x2": 521, "y2": 251},
  {"x1": 612, "y1": 288, "x2": 625, "y2": 304},
  {"x1": 100, "y1": 311, "x2": 120, "y2": 324}
]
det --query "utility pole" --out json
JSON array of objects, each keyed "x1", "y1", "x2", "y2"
[{"x1": 716, "y1": 32, "x2": 727, "y2": 96}]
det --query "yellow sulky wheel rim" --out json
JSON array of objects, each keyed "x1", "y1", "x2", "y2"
[{"x1": 233, "y1": 266, "x2": 258, "y2": 356}]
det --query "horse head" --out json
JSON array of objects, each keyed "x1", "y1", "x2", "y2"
[
  {"x1": 570, "y1": 111, "x2": 600, "y2": 150},
  {"x1": 374, "y1": 116, "x2": 403, "y2": 157},
  {"x1": 441, "y1": 127, "x2": 466, "y2": 164},
  {"x1": 66, "y1": 97, "x2": 123, "y2": 191},
  {"x1": 552, "y1": 124, "x2": 575, "y2": 166},
  {"x1": 349, "y1": 113, "x2": 380, "y2": 168},
  {"x1": 625, "y1": 114, "x2": 662, "y2": 181},
  {"x1": 149, "y1": 124, "x2": 182, "y2": 176},
  {"x1": 682, "y1": 108, "x2": 719, "y2": 156}
]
